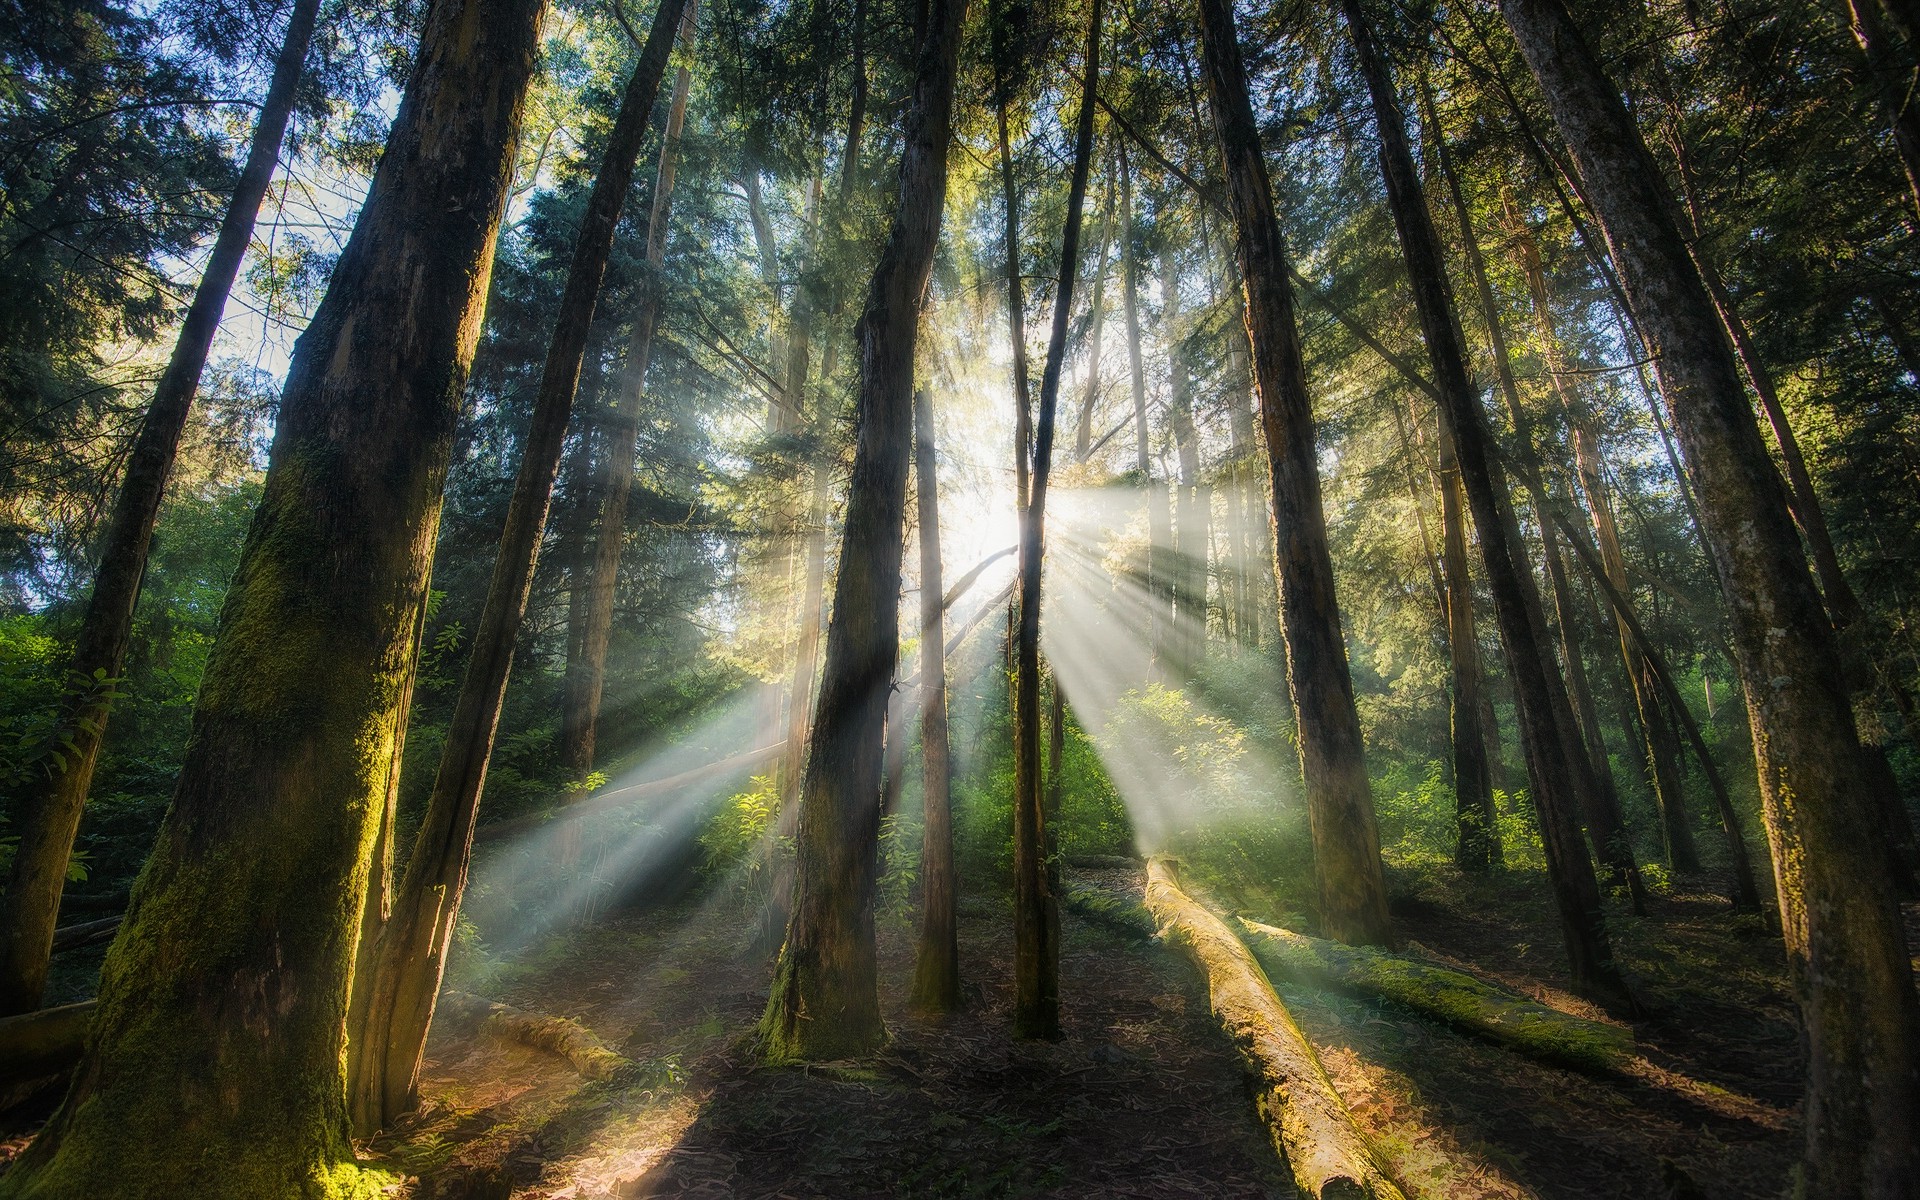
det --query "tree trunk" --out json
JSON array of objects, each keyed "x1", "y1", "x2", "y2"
[
  {"x1": 910, "y1": 388, "x2": 959, "y2": 1014},
  {"x1": 1552, "y1": 513, "x2": 1765, "y2": 915},
  {"x1": 0, "y1": 0, "x2": 544, "y2": 1191},
  {"x1": 1164, "y1": 246, "x2": 1207, "y2": 674},
  {"x1": 1499, "y1": 1, "x2": 1920, "y2": 1190},
  {"x1": 1848, "y1": 0, "x2": 1920, "y2": 225},
  {"x1": 1340, "y1": 0, "x2": 1625, "y2": 996},
  {"x1": 1437, "y1": 416, "x2": 1498, "y2": 871},
  {"x1": 1496, "y1": 204, "x2": 1646, "y2": 907},
  {"x1": 1013, "y1": 0, "x2": 1099, "y2": 1040},
  {"x1": 757, "y1": 0, "x2": 967, "y2": 1062},
  {"x1": 1074, "y1": 177, "x2": 1114, "y2": 462},
  {"x1": 1201, "y1": 0, "x2": 1390, "y2": 948},
  {"x1": 1145, "y1": 859, "x2": 1406, "y2": 1200},
  {"x1": 0, "y1": 0, "x2": 320, "y2": 1018},
  {"x1": 996, "y1": 68, "x2": 1033, "y2": 511},
  {"x1": 344, "y1": 0, "x2": 694, "y2": 1136},
  {"x1": 559, "y1": 14, "x2": 698, "y2": 779}
]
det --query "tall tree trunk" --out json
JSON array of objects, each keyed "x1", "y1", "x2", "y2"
[
  {"x1": 757, "y1": 0, "x2": 967, "y2": 1062},
  {"x1": 1164, "y1": 246, "x2": 1207, "y2": 674},
  {"x1": 1200, "y1": 0, "x2": 1391, "y2": 947},
  {"x1": 1075, "y1": 175, "x2": 1114, "y2": 462},
  {"x1": 0, "y1": 0, "x2": 543, "y2": 1191},
  {"x1": 910, "y1": 387, "x2": 958, "y2": 1014},
  {"x1": 996, "y1": 61, "x2": 1033, "y2": 511},
  {"x1": 0, "y1": 0, "x2": 320, "y2": 1017},
  {"x1": 559, "y1": 15, "x2": 699, "y2": 779},
  {"x1": 1014, "y1": 0, "x2": 1099, "y2": 1039},
  {"x1": 1493, "y1": 203, "x2": 1646, "y2": 907},
  {"x1": 345, "y1": 0, "x2": 694, "y2": 1136},
  {"x1": 1500, "y1": 0, "x2": 1920, "y2": 1189},
  {"x1": 1437, "y1": 415, "x2": 1498, "y2": 871},
  {"x1": 1339, "y1": 0, "x2": 1623, "y2": 993},
  {"x1": 1848, "y1": 0, "x2": 1920, "y2": 225},
  {"x1": 1553, "y1": 513, "x2": 1765, "y2": 915}
]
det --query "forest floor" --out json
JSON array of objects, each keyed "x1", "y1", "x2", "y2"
[{"x1": 369, "y1": 858, "x2": 1811, "y2": 1200}]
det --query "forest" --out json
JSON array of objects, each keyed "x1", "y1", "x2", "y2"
[{"x1": 0, "y1": 0, "x2": 1916, "y2": 1193}]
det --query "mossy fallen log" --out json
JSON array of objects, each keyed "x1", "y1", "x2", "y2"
[
  {"x1": 1236, "y1": 917, "x2": 1635, "y2": 1074},
  {"x1": 1144, "y1": 857, "x2": 1406, "y2": 1200},
  {"x1": 439, "y1": 992, "x2": 626, "y2": 1080},
  {"x1": 0, "y1": 999, "x2": 94, "y2": 1086},
  {"x1": 1061, "y1": 880, "x2": 1157, "y2": 941}
]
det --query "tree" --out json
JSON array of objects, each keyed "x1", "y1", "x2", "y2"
[
  {"x1": 1196, "y1": 0, "x2": 1391, "y2": 947},
  {"x1": 758, "y1": 0, "x2": 968, "y2": 1062},
  {"x1": 1013, "y1": 0, "x2": 1101, "y2": 1041},
  {"x1": 344, "y1": 0, "x2": 696, "y2": 1135},
  {"x1": 1338, "y1": 0, "x2": 1631, "y2": 998},
  {"x1": 1499, "y1": 0, "x2": 1920, "y2": 1189},
  {"x1": 910, "y1": 385, "x2": 958, "y2": 1014},
  {"x1": 0, "y1": 0, "x2": 321, "y2": 1018},
  {"x1": 0, "y1": 0, "x2": 547, "y2": 1190}
]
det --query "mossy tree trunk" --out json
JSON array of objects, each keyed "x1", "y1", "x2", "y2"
[
  {"x1": 910, "y1": 387, "x2": 959, "y2": 1014},
  {"x1": 758, "y1": 0, "x2": 967, "y2": 1062},
  {"x1": 1338, "y1": 0, "x2": 1625, "y2": 998},
  {"x1": 1500, "y1": 0, "x2": 1920, "y2": 1189},
  {"x1": 0, "y1": 0, "x2": 320, "y2": 1018},
  {"x1": 344, "y1": 0, "x2": 695, "y2": 1137},
  {"x1": 1201, "y1": 0, "x2": 1392, "y2": 947},
  {"x1": 0, "y1": 0, "x2": 544, "y2": 1192}
]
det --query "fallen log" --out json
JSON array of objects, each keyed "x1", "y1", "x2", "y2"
[
  {"x1": 439, "y1": 992, "x2": 626, "y2": 1081},
  {"x1": 0, "y1": 999, "x2": 94, "y2": 1086},
  {"x1": 1061, "y1": 879, "x2": 1157, "y2": 942},
  {"x1": 51, "y1": 914, "x2": 123, "y2": 953},
  {"x1": 1144, "y1": 858, "x2": 1406, "y2": 1200},
  {"x1": 1237, "y1": 917, "x2": 1636, "y2": 1075}
]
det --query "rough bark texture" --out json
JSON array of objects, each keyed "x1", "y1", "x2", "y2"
[
  {"x1": 1342, "y1": 0, "x2": 1625, "y2": 1001},
  {"x1": 345, "y1": 0, "x2": 694, "y2": 1137},
  {"x1": 1013, "y1": 0, "x2": 1098, "y2": 1040},
  {"x1": 0, "y1": 0, "x2": 319, "y2": 1017},
  {"x1": 1499, "y1": 1, "x2": 1920, "y2": 1192},
  {"x1": 559, "y1": 6, "x2": 698, "y2": 778},
  {"x1": 1200, "y1": 0, "x2": 1391, "y2": 948},
  {"x1": 757, "y1": 0, "x2": 966, "y2": 1062},
  {"x1": 1236, "y1": 918, "x2": 1635, "y2": 1075},
  {"x1": 910, "y1": 388, "x2": 959, "y2": 1014},
  {"x1": 0, "y1": 0, "x2": 543, "y2": 1192},
  {"x1": 1144, "y1": 859, "x2": 1406, "y2": 1200}
]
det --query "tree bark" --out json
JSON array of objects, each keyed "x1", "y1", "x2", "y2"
[
  {"x1": 0, "y1": 0, "x2": 544, "y2": 1191},
  {"x1": 910, "y1": 388, "x2": 959, "y2": 1014},
  {"x1": 0, "y1": 0, "x2": 320, "y2": 1017},
  {"x1": 558, "y1": 7, "x2": 698, "y2": 779},
  {"x1": 757, "y1": 0, "x2": 967, "y2": 1062},
  {"x1": 1340, "y1": 0, "x2": 1625, "y2": 995},
  {"x1": 1436, "y1": 415, "x2": 1497, "y2": 871},
  {"x1": 1202, "y1": 0, "x2": 1391, "y2": 947},
  {"x1": 1499, "y1": 1, "x2": 1920, "y2": 1190},
  {"x1": 1013, "y1": 0, "x2": 1099, "y2": 1040},
  {"x1": 344, "y1": 0, "x2": 694, "y2": 1136},
  {"x1": 1145, "y1": 859, "x2": 1406, "y2": 1200}
]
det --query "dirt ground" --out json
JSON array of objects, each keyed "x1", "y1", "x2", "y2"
[{"x1": 371, "y1": 861, "x2": 1806, "y2": 1200}]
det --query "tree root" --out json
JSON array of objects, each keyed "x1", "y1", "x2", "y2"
[
  {"x1": 1236, "y1": 917, "x2": 1635, "y2": 1075},
  {"x1": 1144, "y1": 857, "x2": 1406, "y2": 1200}
]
